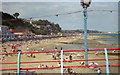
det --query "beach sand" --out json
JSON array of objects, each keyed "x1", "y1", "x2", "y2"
[{"x1": 1, "y1": 35, "x2": 119, "y2": 74}]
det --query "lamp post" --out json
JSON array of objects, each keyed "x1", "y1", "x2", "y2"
[{"x1": 81, "y1": 0, "x2": 91, "y2": 65}]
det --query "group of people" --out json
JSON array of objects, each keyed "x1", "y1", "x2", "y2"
[
  {"x1": 51, "y1": 47, "x2": 62, "y2": 60},
  {"x1": 1, "y1": 38, "x2": 104, "y2": 74},
  {"x1": 63, "y1": 68, "x2": 77, "y2": 74},
  {"x1": 38, "y1": 64, "x2": 50, "y2": 68},
  {"x1": 26, "y1": 53, "x2": 36, "y2": 58},
  {"x1": 1, "y1": 38, "x2": 50, "y2": 53}
]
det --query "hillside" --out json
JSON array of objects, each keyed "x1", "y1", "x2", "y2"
[
  {"x1": 1, "y1": 12, "x2": 32, "y2": 30},
  {"x1": 1, "y1": 12, "x2": 62, "y2": 35}
]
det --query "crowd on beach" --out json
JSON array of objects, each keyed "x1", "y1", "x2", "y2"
[
  {"x1": 1, "y1": 35, "x2": 117, "y2": 74},
  {"x1": 1, "y1": 36, "x2": 79, "y2": 60},
  {"x1": 1, "y1": 35, "x2": 83, "y2": 54},
  {"x1": 35, "y1": 46, "x2": 102, "y2": 74},
  {"x1": 1, "y1": 41, "x2": 103, "y2": 74}
]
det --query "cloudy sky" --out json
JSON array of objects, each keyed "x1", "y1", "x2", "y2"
[
  {"x1": 2, "y1": 1, "x2": 119, "y2": 32},
  {"x1": 2, "y1": 0, "x2": 120, "y2": 2}
]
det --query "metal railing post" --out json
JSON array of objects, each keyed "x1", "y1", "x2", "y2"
[
  {"x1": 61, "y1": 49, "x2": 63, "y2": 75},
  {"x1": 104, "y1": 48, "x2": 110, "y2": 75},
  {"x1": 17, "y1": 52, "x2": 21, "y2": 75}
]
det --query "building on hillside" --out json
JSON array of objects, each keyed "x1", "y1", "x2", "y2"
[
  {"x1": 23, "y1": 19, "x2": 33, "y2": 24},
  {"x1": 0, "y1": 25, "x2": 15, "y2": 39},
  {"x1": 13, "y1": 29, "x2": 35, "y2": 39},
  {"x1": 13, "y1": 29, "x2": 30, "y2": 35}
]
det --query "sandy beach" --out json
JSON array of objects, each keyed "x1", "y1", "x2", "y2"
[{"x1": 1, "y1": 35, "x2": 119, "y2": 74}]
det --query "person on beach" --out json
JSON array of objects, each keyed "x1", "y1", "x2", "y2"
[
  {"x1": 63, "y1": 68, "x2": 67, "y2": 73},
  {"x1": 41, "y1": 47, "x2": 44, "y2": 51},
  {"x1": 1, "y1": 57, "x2": 6, "y2": 61},
  {"x1": 57, "y1": 52, "x2": 61, "y2": 57},
  {"x1": 52, "y1": 53, "x2": 55, "y2": 58},
  {"x1": 80, "y1": 62, "x2": 85, "y2": 65},
  {"x1": 67, "y1": 68, "x2": 72, "y2": 74},
  {"x1": 3, "y1": 48, "x2": 7, "y2": 53},
  {"x1": 65, "y1": 57, "x2": 69, "y2": 61},
  {"x1": 45, "y1": 65, "x2": 48, "y2": 67},
  {"x1": 94, "y1": 68, "x2": 102, "y2": 75},
  {"x1": 69, "y1": 55, "x2": 72, "y2": 62},
  {"x1": 26, "y1": 46, "x2": 29, "y2": 51},
  {"x1": 54, "y1": 47, "x2": 57, "y2": 51},
  {"x1": 12, "y1": 45, "x2": 16, "y2": 53},
  {"x1": 72, "y1": 71, "x2": 76, "y2": 75},
  {"x1": 112, "y1": 50, "x2": 116, "y2": 53},
  {"x1": 32, "y1": 54, "x2": 36, "y2": 58},
  {"x1": 60, "y1": 47, "x2": 63, "y2": 50},
  {"x1": 41, "y1": 64, "x2": 44, "y2": 67},
  {"x1": 89, "y1": 62, "x2": 97, "y2": 70},
  {"x1": 30, "y1": 53, "x2": 33, "y2": 57},
  {"x1": 58, "y1": 62, "x2": 61, "y2": 67},
  {"x1": 95, "y1": 52, "x2": 98, "y2": 55},
  {"x1": 38, "y1": 64, "x2": 42, "y2": 68}
]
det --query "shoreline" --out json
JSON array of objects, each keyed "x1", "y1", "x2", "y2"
[{"x1": 1, "y1": 35, "x2": 119, "y2": 53}]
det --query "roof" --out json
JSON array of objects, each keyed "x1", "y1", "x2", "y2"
[
  {"x1": 0, "y1": 25, "x2": 8, "y2": 27},
  {"x1": 23, "y1": 19, "x2": 31, "y2": 22}
]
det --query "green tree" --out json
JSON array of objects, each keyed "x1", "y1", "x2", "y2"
[
  {"x1": 2, "y1": 21, "x2": 14, "y2": 29},
  {"x1": 13, "y1": 12, "x2": 20, "y2": 19}
]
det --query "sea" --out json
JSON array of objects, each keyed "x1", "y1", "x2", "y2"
[
  {"x1": 91, "y1": 33, "x2": 119, "y2": 45},
  {"x1": 45, "y1": 33, "x2": 119, "y2": 51}
]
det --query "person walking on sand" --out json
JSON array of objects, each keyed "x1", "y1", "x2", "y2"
[{"x1": 69, "y1": 55, "x2": 72, "y2": 62}]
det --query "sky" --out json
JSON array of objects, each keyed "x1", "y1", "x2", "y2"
[
  {"x1": 2, "y1": 0, "x2": 120, "y2": 2},
  {"x1": 2, "y1": 1, "x2": 119, "y2": 32}
]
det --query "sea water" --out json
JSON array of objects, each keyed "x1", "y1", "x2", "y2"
[
  {"x1": 46, "y1": 34, "x2": 119, "y2": 51},
  {"x1": 94, "y1": 36, "x2": 119, "y2": 45}
]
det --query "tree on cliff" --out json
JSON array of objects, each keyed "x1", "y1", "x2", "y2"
[{"x1": 13, "y1": 12, "x2": 20, "y2": 19}]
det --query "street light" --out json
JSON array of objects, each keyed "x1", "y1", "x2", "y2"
[
  {"x1": 81, "y1": 0, "x2": 91, "y2": 65},
  {"x1": 81, "y1": 0, "x2": 91, "y2": 8}
]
